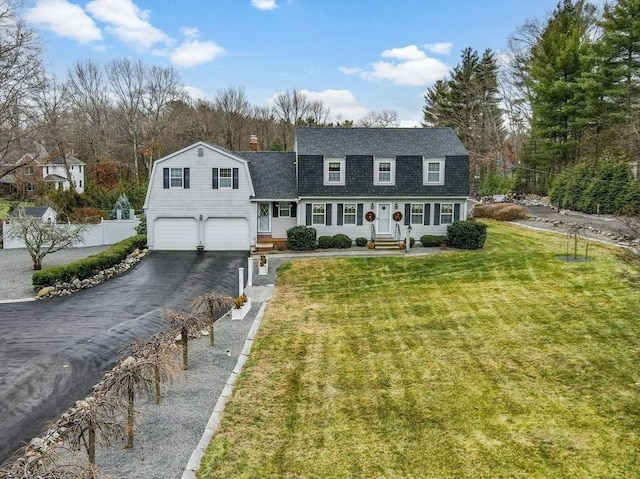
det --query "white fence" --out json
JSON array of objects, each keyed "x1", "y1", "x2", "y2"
[{"x1": 2, "y1": 218, "x2": 140, "y2": 250}]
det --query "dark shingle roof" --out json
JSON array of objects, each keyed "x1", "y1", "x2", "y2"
[
  {"x1": 296, "y1": 127, "x2": 469, "y2": 157},
  {"x1": 236, "y1": 151, "x2": 297, "y2": 199},
  {"x1": 10, "y1": 206, "x2": 51, "y2": 217}
]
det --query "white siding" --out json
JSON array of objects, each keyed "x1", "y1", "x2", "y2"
[
  {"x1": 204, "y1": 218, "x2": 250, "y2": 250},
  {"x1": 298, "y1": 198, "x2": 468, "y2": 242},
  {"x1": 271, "y1": 217, "x2": 296, "y2": 237},
  {"x1": 154, "y1": 218, "x2": 198, "y2": 250},
  {"x1": 145, "y1": 144, "x2": 256, "y2": 250}
]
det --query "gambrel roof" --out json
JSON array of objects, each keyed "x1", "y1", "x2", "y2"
[{"x1": 296, "y1": 127, "x2": 469, "y2": 158}]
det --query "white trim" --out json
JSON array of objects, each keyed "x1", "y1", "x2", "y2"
[
  {"x1": 218, "y1": 167, "x2": 232, "y2": 189},
  {"x1": 376, "y1": 202, "x2": 391, "y2": 234},
  {"x1": 312, "y1": 203, "x2": 326, "y2": 225},
  {"x1": 373, "y1": 158, "x2": 395, "y2": 186},
  {"x1": 257, "y1": 202, "x2": 271, "y2": 233},
  {"x1": 323, "y1": 157, "x2": 346, "y2": 186},
  {"x1": 169, "y1": 167, "x2": 184, "y2": 189},
  {"x1": 410, "y1": 203, "x2": 423, "y2": 225},
  {"x1": 343, "y1": 202, "x2": 357, "y2": 225},
  {"x1": 440, "y1": 202, "x2": 454, "y2": 224},
  {"x1": 423, "y1": 158, "x2": 445, "y2": 185}
]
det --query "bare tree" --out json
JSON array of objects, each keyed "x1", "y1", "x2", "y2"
[
  {"x1": 65, "y1": 60, "x2": 113, "y2": 166},
  {"x1": 0, "y1": 437, "x2": 85, "y2": 479},
  {"x1": 192, "y1": 292, "x2": 235, "y2": 346},
  {"x1": 125, "y1": 332, "x2": 178, "y2": 404},
  {"x1": 34, "y1": 74, "x2": 77, "y2": 191},
  {"x1": 214, "y1": 85, "x2": 251, "y2": 150},
  {"x1": 3, "y1": 207, "x2": 88, "y2": 269},
  {"x1": 0, "y1": 0, "x2": 45, "y2": 176},
  {"x1": 358, "y1": 109, "x2": 400, "y2": 128},
  {"x1": 56, "y1": 394, "x2": 124, "y2": 479},
  {"x1": 106, "y1": 59, "x2": 145, "y2": 184},
  {"x1": 141, "y1": 65, "x2": 183, "y2": 175},
  {"x1": 272, "y1": 88, "x2": 311, "y2": 150},
  {"x1": 162, "y1": 309, "x2": 209, "y2": 370},
  {"x1": 100, "y1": 356, "x2": 154, "y2": 449},
  {"x1": 306, "y1": 99, "x2": 331, "y2": 126}
]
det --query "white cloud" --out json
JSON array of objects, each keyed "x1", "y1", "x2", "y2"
[
  {"x1": 423, "y1": 42, "x2": 453, "y2": 55},
  {"x1": 86, "y1": 0, "x2": 171, "y2": 50},
  {"x1": 301, "y1": 89, "x2": 368, "y2": 122},
  {"x1": 342, "y1": 44, "x2": 449, "y2": 87},
  {"x1": 182, "y1": 85, "x2": 208, "y2": 101},
  {"x1": 381, "y1": 45, "x2": 426, "y2": 61},
  {"x1": 170, "y1": 36, "x2": 225, "y2": 68},
  {"x1": 25, "y1": 0, "x2": 102, "y2": 44},
  {"x1": 338, "y1": 66, "x2": 362, "y2": 75},
  {"x1": 251, "y1": 0, "x2": 277, "y2": 10}
]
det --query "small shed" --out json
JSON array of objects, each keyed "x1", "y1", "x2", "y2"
[{"x1": 10, "y1": 206, "x2": 57, "y2": 223}]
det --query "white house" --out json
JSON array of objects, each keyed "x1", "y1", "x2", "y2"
[
  {"x1": 42, "y1": 157, "x2": 86, "y2": 193},
  {"x1": 144, "y1": 128, "x2": 470, "y2": 251}
]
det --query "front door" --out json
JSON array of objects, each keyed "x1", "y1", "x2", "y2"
[
  {"x1": 258, "y1": 202, "x2": 271, "y2": 233},
  {"x1": 376, "y1": 203, "x2": 391, "y2": 235}
]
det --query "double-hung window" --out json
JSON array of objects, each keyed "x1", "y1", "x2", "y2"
[
  {"x1": 343, "y1": 203, "x2": 356, "y2": 225},
  {"x1": 278, "y1": 203, "x2": 291, "y2": 217},
  {"x1": 440, "y1": 203, "x2": 454, "y2": 224},
  {"x1": 374, "y1": 158, "x2": 395, "y2": 185},
  {"x1": 312, "y1": 204, "x2": 325, "y2": 225},
  {"x1": 170, "y1": 168, "x2": 184, "y2": 188},
  {"x1": 411, "y1": 204, "x2": 423, "y2": 224},
  {"x1": 219, "y1": 168, "x2": 232, "y2": 188},
  {"x1": 25, "y1": 166, "x2": 33, "y2": 176},
  {"x1": 324, "y1": 158, "x2": 345, "y2": 185},
  {"x1": 423, "y1": 158, "x2": 445, "y2": 185}
]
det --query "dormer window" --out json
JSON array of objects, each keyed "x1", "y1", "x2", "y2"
[
  {"x1": 323, "y1": 158, "x2": 345, "y2": 185},
  {"x1": 423, "y1": 158, "x2": 445, "y2": 185},
  {"x1": 374, "y1": 158, "x2": 395, "y2": 185}
]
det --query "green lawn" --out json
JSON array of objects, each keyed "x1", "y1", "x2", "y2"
[{"x1": 199, "y1": 222, "x2": 640, "y2": 478}]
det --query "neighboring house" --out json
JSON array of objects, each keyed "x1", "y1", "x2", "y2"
[
  {"x1": 144, "y1": 127, "x2": 470, "y2": 251},
  {"x1": 41, "y1": 156, "x2": 86, "y2": 193},
  {"x1": 9, "y1": 206, "x2": 57, "y2": 223},
  {"x1": 0, "y1": 143, "x2": 86, "y2": 197}
]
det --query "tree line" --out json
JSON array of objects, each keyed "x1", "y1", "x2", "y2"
[
  {"x1": 0, "y1": 0, "x2": 400, "y2": 191},
  {"x1": 423, "y1": 0, "x2": 640, "y2": 213}
]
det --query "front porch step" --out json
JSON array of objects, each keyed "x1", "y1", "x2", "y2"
[{"x1": 372, "y1": 237, "x2": 402, "y2": 250}]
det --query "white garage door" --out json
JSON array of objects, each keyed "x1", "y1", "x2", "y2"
[
  {"x1": 205, "y1": 218, "x2": 250, "y2": 251},
  {"x1": 154, "y1": 217, "x2": 198, "y2": 250}
]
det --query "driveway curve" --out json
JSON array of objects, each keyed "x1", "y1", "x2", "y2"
[{"x1": 0, "y1": 251, "x2": 248, "y2": 463}]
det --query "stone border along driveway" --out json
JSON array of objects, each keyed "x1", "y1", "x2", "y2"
[{"x1": 0, "y1": 245, "x2": 111, "y2": 303}]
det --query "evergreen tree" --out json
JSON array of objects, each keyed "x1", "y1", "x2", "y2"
[
  {"x1": 527, "y1": 0, "x2": 597, "y2": 183},
  {"x1": 422, "y1": 48, "x2": 505, "y2": 191}
]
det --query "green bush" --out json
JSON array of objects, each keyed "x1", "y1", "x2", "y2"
[
  {"x1": 446, "y1": 221, "x2": 487, "y2": 250},
  {"x1": 33, "y1": 235, "x2": 147, "y2": 287},
  {"x1": 355, "y1": 237, "x2": 368, "y2": 247},
  {"x1": 318, "y1": 235, "x2": 335, "y2": 249},
  {"x1": 409, "y1": 237, "x2": 416, "y2": 248},
  {"x1": 420, "y1": 235, "x2": 448, "y2": 247},
  {"x1": 332, "y1": 234, "x2": 352, "y2": 249},
  {"x1": 286, "y1": 225, "x2": 317, "y2": 251}
]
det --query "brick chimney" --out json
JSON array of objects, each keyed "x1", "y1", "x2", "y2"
[{"x1": 249, "y1": 134, "x2": 258, "y2": 152}]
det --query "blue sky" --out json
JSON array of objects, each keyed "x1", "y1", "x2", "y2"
[{"x1": 25, "y1": 0, "x2": 567, "y2": 126}]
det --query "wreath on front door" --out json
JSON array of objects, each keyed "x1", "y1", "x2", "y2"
[
  {"x1": 392, "y1": 211, "x2": 403, "y2": 222},
  {"x1": 365, "y1": 211, "x2": 376, "y2": 222}
]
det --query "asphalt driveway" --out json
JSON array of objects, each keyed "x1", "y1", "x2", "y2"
[{"x1": 0, "y1": 251, "x2": 248, "y2": 463}]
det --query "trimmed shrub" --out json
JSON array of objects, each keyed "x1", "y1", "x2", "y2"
[
  {"x1": 446, "y1": 221, "x2": 487, "y2": 250},
  {"x1": 33, "y1": 235, "x2": 147, "y2": 287},
  {"x1": 472, "y1": 203, "x2": 527, "y2": 221},
  {"x1": 318, "y1": 235, "x2": 335, "y2": 249},
  {"x1": 420, "y1": 235, "x2": 447, "y2": 247},
  {"x1": 409, "y1": 237, "x2": 416, "y2": 248},
  {"x1": 286, "y1": 225, "x2": 316, "y2": 251},
  {"x1": 332, "y1": 234, "x2": 352, "y2": 249},
  {"x1": 355, "y1": 237, "x2": 368, "y2": 247}
]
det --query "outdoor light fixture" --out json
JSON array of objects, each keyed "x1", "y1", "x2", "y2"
[
  {"x1": 199, "y1": 214, "x2": 203, "y2": 221},
  {"x1": 394, "y1": 203, "x2": 398, "y2": 209},
  {"x1": 370, "y1": 202, "x2": 374, "y2": 209}
]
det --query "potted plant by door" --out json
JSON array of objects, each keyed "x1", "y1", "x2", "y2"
[
  {"x1": 258, "y1": 254, "x2": 268, "y2": 275},
  {"x1": 231, "y1": 293, "x2": 252, "y2": 320}
]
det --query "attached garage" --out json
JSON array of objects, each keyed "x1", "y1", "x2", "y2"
[
  {"x1": 204, "y1": 217, "x2": 250, "y2": 251},
  {"x1": 153, "y1": 217, "x2": 198, "y2": 250}
]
